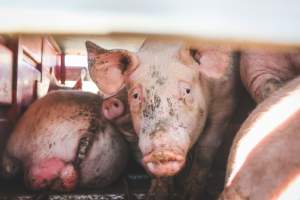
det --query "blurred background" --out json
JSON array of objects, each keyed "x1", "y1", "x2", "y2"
[
  {"x1": 0, "y1": 0, "x2": 299, "y2": 44},
  {"x1": 1, "y1": 0, "x2": 299, "y2": 94}
]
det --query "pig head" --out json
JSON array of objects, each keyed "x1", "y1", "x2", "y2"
[{"x1": 86, "y1": 39, "x2": 234, "y2": 178}]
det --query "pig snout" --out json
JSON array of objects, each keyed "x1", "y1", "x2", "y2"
[
  {"x1": 143, "y1": 150, "x2": 185, "y2": 177},
  {"x1": 102, "y1": 97, "x2": 125, "y2": 120},
  {"x1": 141, "y1": 130, "x2": 189, "y2": 177}
]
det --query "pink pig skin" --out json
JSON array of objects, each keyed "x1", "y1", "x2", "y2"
[
  {"x1": 1, "y1": 90, "x2": 128, "y2": 191},
  {"x1": 220, "y1": 76, "x2": 300, "y2": 200},
  {"x1": 240, "y1": 49, "x2": 300, "y2": 103},
  {"x1": 86, "y1": 39, "x2": 239, "y2": 200}
]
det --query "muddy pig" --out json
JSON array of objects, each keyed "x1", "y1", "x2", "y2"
[
  {"x1": 220, "y1": 75, "x2": 300, "y2": 200},
  {"x1": 86, "y1": 39, "x2": 238, "y2": 199},
  {"x1": 240, "y1": 49, "x2": 300, "y2": 103},
  {"x1": 1, "y1": 90, "x2": 128, "y2": 191}
]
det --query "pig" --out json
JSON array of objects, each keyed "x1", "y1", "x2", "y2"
[
  {"x1": 1, "y1": 90, "x2": 128, "y2": 191},
  {"x1": 86, "y1": 39, "x2": 239, "y2": 199},
  {"x1": 220, "y1": 75, "x2": 300, "y2": 200},
  {"x1": 240, "y1": 49, "x2": 300, "y2": 103}
]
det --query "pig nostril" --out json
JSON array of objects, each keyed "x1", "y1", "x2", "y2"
[{"x1": 113, "y1": 102, "x2": 119, "y2": 108}]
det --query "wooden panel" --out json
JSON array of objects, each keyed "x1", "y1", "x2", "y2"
[
  {"x1": 55, "y1": 54, "x2": 62, "y2": 80},
  {"x1": 17, "y1": 61, "x2": 40, "y2": 108},
  {"x1": 60, "y1": 54, "x2": 65, "y2": 84},
  {"x1": 19, "y1": 35, "x2": 42, "y2": 64},
  {"x1": 15, "y1": 35, "x2": 42, "y2": 109},
  {"x1": 37, "y1": 37, "x2": 60, "y2": 97},
  {"x1": 42, "y1": 37, "x2": 58, "y2": 76},
  {"x1": 0, "y1": 44, "x2": 13, "y2": 104},
  {"x1": 0, "y1": 106, "x2": 13, "y2": 156}
]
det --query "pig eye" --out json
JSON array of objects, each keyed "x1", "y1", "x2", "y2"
[
  {"x1": 132, "y1": 92, "x2": 139, "y2": 99},
  {"x1": 129, "y1": 85, "x2": 143, "y2": 113},
  {"x1": 179, "y1": 81, "x2": 193, "y2": 105}
]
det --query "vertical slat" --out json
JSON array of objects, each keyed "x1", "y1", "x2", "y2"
[
  {"x1": 60, "y1": 53, "x2": 66, "y2": 84},
  {"x1": 0, "y1": 44, "x2": 13, "y2": 104}
]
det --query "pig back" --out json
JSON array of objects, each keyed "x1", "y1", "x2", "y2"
[
  {"x1": 6, "y1": 90, "x2": 103, "y2": 166},
  {"x1": 79, "y1": 123, "x2": 128, "y2": 187},
  {"x1": 222, "y1": 76, "x2": 300, "y2": 200}
]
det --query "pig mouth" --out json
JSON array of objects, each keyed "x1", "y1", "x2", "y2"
[{"x1": 143, "y1": 150, "x2": 186, "y2": 177}]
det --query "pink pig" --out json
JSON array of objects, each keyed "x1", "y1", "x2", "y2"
[
  {"x1": 86, "y1": 39, "x2": 238, "y2": 199},
  {"x1": 1, "y1": 90, "x2": 128, "y2": 191},
  {"x1": 220, "y1": 75, "x2": 300, "y2": 200}
]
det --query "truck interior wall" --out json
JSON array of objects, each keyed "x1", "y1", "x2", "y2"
[
  {"x1": 0, "y1": 34, "x2": 257, "y2": 199},
  {"x1": 0, "y1": 35, "x2": 63, "y2": 161}
]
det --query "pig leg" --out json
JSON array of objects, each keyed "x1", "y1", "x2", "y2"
[
  {"x1": 240, "y1": 50, "x2": 296, "y2": 103},
  {"x1": 182, "y1": 70, "x2": 238, "y2": 200},
  {"x1": 25, "y1": 158, "x2": 78, "y2": 191}
]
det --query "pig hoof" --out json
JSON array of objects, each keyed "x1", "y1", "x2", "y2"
[
  {"x1": 259, "y1": 79, "x2": 283, "y2": 102},
  {"x1": 1, "y1": 153, "x2": 21, "y2": 178},
  {"x1": 26, "y1": 158, "x2": 78, "y2": 191}
]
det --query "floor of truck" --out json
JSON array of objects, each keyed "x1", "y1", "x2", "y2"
[
  {"x1": 0, "y1": 85, "x2": 255, "y2": 200},
  {"x1": 0, "y1": 161, "x2": 150, "y2": 200}
]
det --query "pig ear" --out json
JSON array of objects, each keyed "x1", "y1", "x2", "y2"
[
  {"x1": 86, "y1": 41, "x2": 139, "y2": 95},
  {"x1": 180, "y1": 47, "x2": 232, "y2": 79},
  {"x1": 86, "y1": 41, "x2": 106, "y2": 57}
]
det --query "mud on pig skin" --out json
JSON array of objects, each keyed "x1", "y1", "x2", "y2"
[
  {"x1": 240, "y1": 49, "x2": 300, "y2": 103},
  {"x1": 1, "y1": 90, "x2": 128, "y2": 191},
  {"x1": 86, "y1": 39, "x2": 239, "y2": 199},
  {"x1": 220, "y1": 76, "x2": 300, "y2": 200}
]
